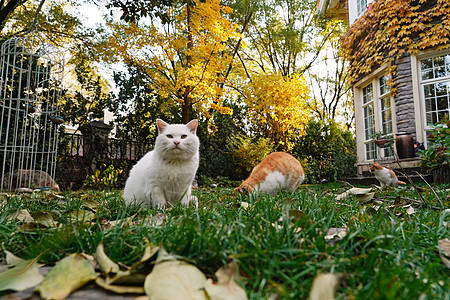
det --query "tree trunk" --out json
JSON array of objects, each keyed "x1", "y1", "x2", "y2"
[{"x1": 0, "y1": 0, "x2": 28, "y2": 32}]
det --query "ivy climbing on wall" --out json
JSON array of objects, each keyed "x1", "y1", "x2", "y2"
[{"x1": 341, "y1": 0, "x2": 450, "y2": 85}]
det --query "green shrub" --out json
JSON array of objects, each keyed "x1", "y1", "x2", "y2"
[
  {"x1": 84, "y1": 164, "x2": 123, "y2": 190},
  {"x1": 419, "y1": 121, "x2": 450, "y2": 173},
  {"x1": 293, "y1": 119, "x2": 356, "y2": 183},
  {"x1": 227, "y1": 133, "x2": 274, "y2": 178}
]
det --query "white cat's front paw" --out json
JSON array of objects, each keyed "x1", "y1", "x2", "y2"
[
  {"x1": 181, "y1": 195, "x2": 198, "y2": 208},
  {"x1": 190, "y1": 195, "x2": 198, "y2": 209},
  {"x1": 152, "y1": 199, "x2": 167, "y2": 209}
]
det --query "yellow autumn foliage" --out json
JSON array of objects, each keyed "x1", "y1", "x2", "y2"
[
  {"x1": 243, "y1": 72, "x2": 311, "y2": 151},
  {"x1": 97, "y1": 0, "x2": 241, "y2": 120}
]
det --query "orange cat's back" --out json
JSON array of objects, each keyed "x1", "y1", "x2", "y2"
[{"x1": 235, "y1": 152, "x2": 305, "y2": 194}]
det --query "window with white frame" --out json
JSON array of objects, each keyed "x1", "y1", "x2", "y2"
[
  {"x1": 378, "y1": 75, "x2": 394, "y2": 158},
  {"x1": 357, "y1": 0, "x2": 368, "y2": 16},
  {"x1": 420, "y1": 53, "x2": 450, "y2": 128},
  {"x1": 362, "y1": 83, "x2": 376, "y2": 160},
  {"x1": 361, "y1": 74, "x2": 394, "y2": 160}
]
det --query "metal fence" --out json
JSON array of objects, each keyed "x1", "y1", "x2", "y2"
[{"x1": 60, "y1": 133, "x2": 149, "y2": 162}]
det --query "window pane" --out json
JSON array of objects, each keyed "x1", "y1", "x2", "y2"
[
  {"x1": 365, "y1": 142, "x2": 376, "y2": 160},
  {"x1": 379, "y1": 75, "x2": 389, "y2": 95},
  {"x1": 438, "y1": 110, "x2": 449, "y2": 122},
  {"x1": 364, "y1": 104, "x2": 375, "y2": 140},
  {"x1": 421, "y1": 58, "x2": 434, "y2": 80},
  {"x1": 423, "y1": 80, "x2": 450, "y2": 126},
  {"x1": 424, "y1": 84, "x2": 434, "y2": 98},
  {"x1": 357, "y1": 0, "x2": 368, "y2": 16},
  {"x1": 425, "y1": 97, "x2": 436, "y2": 112},
  {"x1": 363, "y1": 84, "x2": 373, "y2": 104},
  {"x1": 437, "y1": 96, "x2": 448, "y2": 110},
  {"x1": 380, "y1": 96, "x2": 392, "y2": 134},
  {"x1": 422, "y1": 54, "x2": 450, "y2": 80}
]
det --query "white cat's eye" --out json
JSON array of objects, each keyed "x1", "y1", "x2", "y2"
[
  {"x1": 181, "y1": 134, "x2": 187, "y2": 139},
  {"x1": 166, "y1": 134, "x2": 173, "y2": 138}
]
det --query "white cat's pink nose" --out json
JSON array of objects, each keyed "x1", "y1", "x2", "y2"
[{"x1": 174, "y1": 141, "x2": 180, "y2": 146}]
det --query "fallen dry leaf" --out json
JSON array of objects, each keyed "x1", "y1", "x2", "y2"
[
  {"x1": 336, "y1": 187, "x2": 373, "y2": 201},
  {"x1": 95, "y1": 242, "x2": 120, "y2": 276},
  {"x1": 68, "y1": 210, "x2": 96, "y2": 222},
  {"x1": 438, "y1": 238, "x2": 450, "y2": 268},
  {"x1": 95, "y1": 277, "x2": 145, "y2": 294},
  {"x1": 35, "y1": 253, "x2": 96, "y2": 299},
  {"x1": 325, "y1": 228, "x2": 348, "y2": 246},
  {"x1": 106, "y1": 242, "x2": 159, "y2": 285},
  {"x1": 204, "y1": 261, "x2": 247, "y2": 300},
  {"x1": 144, "y1": 247, "x2": 208, "y2": 300},
  {"x1": 0, "y1": 255, "x2": 44, "y2": 292},
  {"x1": 7, "y1": 209, "x2": 33, "y2": 223},
  {"x1": 309, "y1": 273, "x2": 342, "y2": 300},
  {"x1": 5, "y1": 250, "x2": 25, "y2": 267}
]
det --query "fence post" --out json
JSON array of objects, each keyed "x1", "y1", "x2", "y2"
[{"x1": 80, "y1": 121, "x2": 113, "y2": 174}]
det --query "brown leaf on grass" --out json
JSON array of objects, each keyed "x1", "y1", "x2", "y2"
[
  {"x1": 309, "y1": 273, "x2": 342, "y2": 300},
  {"x1": 35, "y1": 253, "x2": 96, "y2": 299},
  {"x1": 0, "y1": 255, "x2": 44, "y2": 292},
  {"x1": 144, "y1": 247, "x2": 208, "y2": 300},
  {"x1": 7, "y1": 209, "x2": 33, "y2": 223},
  {"x1": 204, "y1": 261, "x2": 247, "y2": 300},
  {"x1": 336, "y1": 187, "x2": 373, "y2": 201},
  {"x1": 31, "y1": 211, "x2": 57, "y2": 227},
  {"x1": 105, "y1": 215, "x2": 136, "y2": 229},
  {"x1": 106, "y1": 242, "x2": 160, "y2": 285},
  {"x1": 438, "y1": 238, "x2": 450, "y2": 268},
  {"x1": 68, "y1": 210, "x2": 96, "y2": 222},
  {"x1": 325, "y1": 228, "x2": 348, "y2": 246}
]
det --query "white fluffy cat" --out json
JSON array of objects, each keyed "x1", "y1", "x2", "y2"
[{"x1": 123, "y1": 119, "x2": 200, "y2": 208}]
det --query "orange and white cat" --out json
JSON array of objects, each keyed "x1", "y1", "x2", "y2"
[
  {"x1": 370, "y1": 161, "x2": 406, "y2": 188},
  {"x1": 235, "y1": 152, "x2": 305, "y2": 194}
]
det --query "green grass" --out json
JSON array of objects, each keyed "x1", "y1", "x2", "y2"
[{"x1": 1, "y1": 183, "x2": 449, "y2": 299}]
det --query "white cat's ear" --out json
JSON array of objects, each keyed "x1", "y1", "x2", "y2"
[
  {"x1": 186, "y1": 119, "x2": 198, "y2": 134},
  {"x1": 156, "y1": 119, "x2": 169, "y2": 134}
]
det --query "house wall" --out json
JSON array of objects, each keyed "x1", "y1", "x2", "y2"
[{"x1": 393, "y1": 54, "x2": 417, "y2": 136}]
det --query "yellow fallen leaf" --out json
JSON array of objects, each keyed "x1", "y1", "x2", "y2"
[
  {"x1": 95, "y1": 277, "x2": 145, "y2": 294},
  {"x1": 5, "y1": 250, "x2": 25, "y2": 266},
  {"x1": 7, "y1": 209, "x2": 33, "y2": 222},
  {"x1": 336, "y1": 187, "x2": 373, "y2": 201},
  {"x1": 95, "y1": 242, "x2": 120, "y2": 275},
  {"x1": 0, "y1": 255, "x2": 44, "y2": 292},
  {"x1": 68, "y1": 210, "x2": 96, "y2": 222},
  {"x1": 35, "y1": 253, "x2": 96, "y2": 299},
  {"x1": 144, "y1": 247, "x2": 208, "y2": 300},
  {"x1": 204, "y1": 261, "x2": 247, "y2": 300},
  {"x1": 106, "y1": 242, "x2": 159, "y2": 285},
  {"x1": 439, "y1": 238, "x2": 450, "y2": 268},
  {"x1": 309, "y1": 273, "x2": 342, "y2": 300}
]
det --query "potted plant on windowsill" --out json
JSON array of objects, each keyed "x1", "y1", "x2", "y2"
[
  {"x1": 419, "y1": 121, "x2": 450, "y2": 184},
  {"x1": 371, "y1": 131, "x2": 394, "y2": 148}
]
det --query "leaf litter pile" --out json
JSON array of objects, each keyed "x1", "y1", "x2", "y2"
[{"x1": 0, "y1": 183, "x2": 449, "y2": 299}]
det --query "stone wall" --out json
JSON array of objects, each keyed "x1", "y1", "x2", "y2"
[{"x1": 393, "y1": 53, "x2": 417, "y2": 138}]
